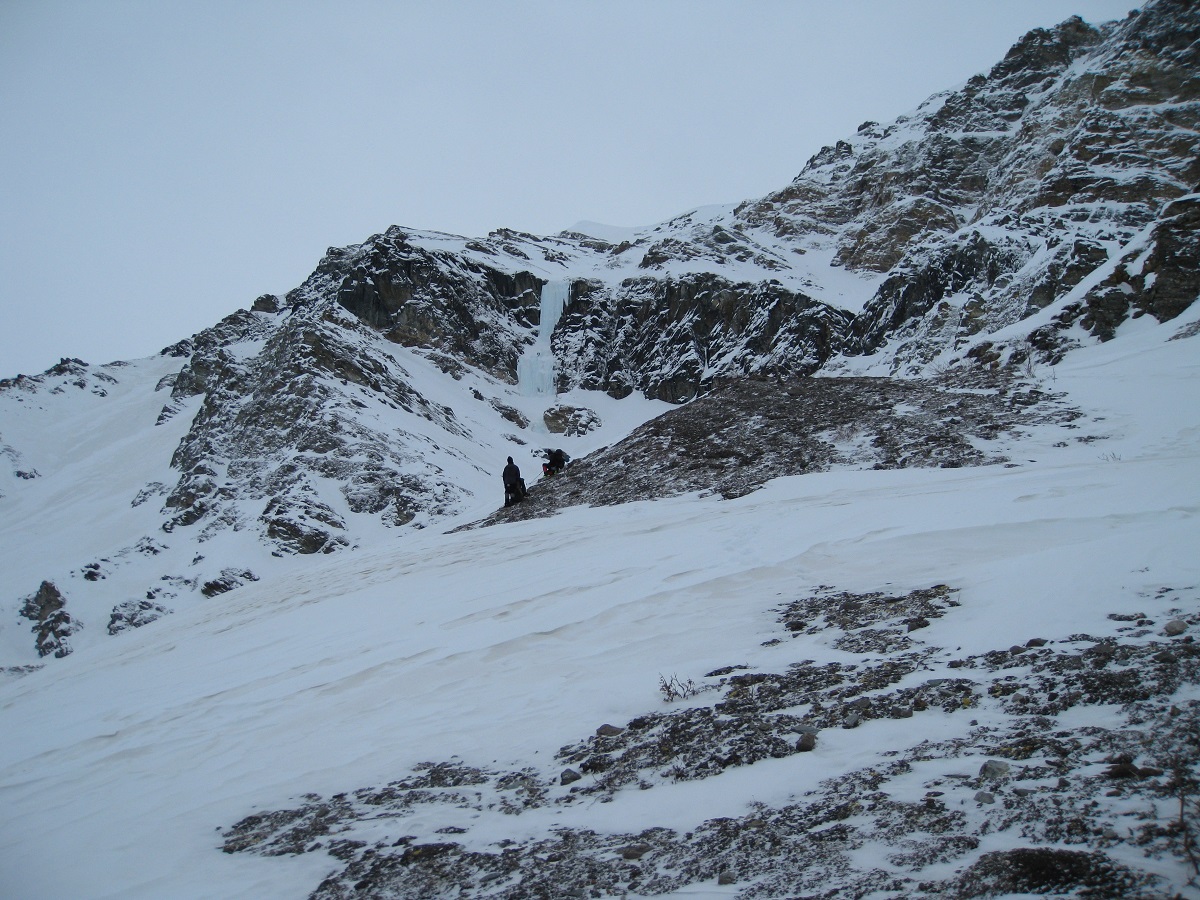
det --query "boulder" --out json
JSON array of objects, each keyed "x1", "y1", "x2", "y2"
[
  {"x1": 979, "y1": 759, "x2": 1011, "y2": 780},
  {"x1": 543, "y1": 405, "x2": 601, "y2": 436}
]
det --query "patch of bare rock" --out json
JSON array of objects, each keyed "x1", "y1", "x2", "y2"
[
  {"x1": 463, "y1": 372, "x2": 1080, "y2": 530},
  {"x1": 220, "y1": 584, "x2": 1200, "y2": 898}
]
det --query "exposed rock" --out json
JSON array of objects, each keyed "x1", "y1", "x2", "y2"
[
  {"x1": 542, "y1": 404, "x2": 600, "y2": 436},
  {"x1": 19, "y1": 581, "x2": 79, "y2": 658},
  {"x1": 488, "y1": 398, "x2": 529, "y2": 428},
  {"x1": 952, "y1": 847, "x2": 1152, "y2": 898},
  {"x1": 251, "y1": 294, "x2": 284, "y2": 314},
  {"x1": 220, "y1": 579, "x2": 1200, "y2": 899},
  {"x1": 729, "y1": 0, "x2": 1200, "y2": 375},
  {"x1": 161, "y1": 311, "x2": 475, "y2": 547},
  {"x1": 979, "y1": 759, "x2": 1011, "y2": 780},
  {"x1": 161, "y1": 309, "x2": 276, "y2": 363},
  {"x1": 329, "y1": 226, "x2": 540, "y2": 378},
  {"x1": 263, "y1": 495, "x2": 348, "y2": 555},
  {"x1": 201, "y1": 568, "x2": 260, "y2": 598},
  {"x1": 468, "y1": 375, "x2": 1079, "y2": 529},
  {"x1": 108, "y1": 599, "x2": 171, "y2": 635},
  {"x1": 555, "y1": 275, "x2": 852, "y2": 402}
]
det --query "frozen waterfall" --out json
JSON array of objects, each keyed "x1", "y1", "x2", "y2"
[{"x1": 517, "y1": 281, "x2": 570, "y2": 396}]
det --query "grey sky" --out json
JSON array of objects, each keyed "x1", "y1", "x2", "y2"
[{"x1": 1, "y1": 0, "x2": 1136, "y2": 378}]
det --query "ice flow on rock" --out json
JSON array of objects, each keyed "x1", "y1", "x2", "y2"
[{"x1": 518, "y1": 281, "x2": 570, "y2": 397}]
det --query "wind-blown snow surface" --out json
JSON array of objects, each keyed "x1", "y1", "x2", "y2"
[{"x1": 2, "y1": 309, "x2": 1199, "y2": 897}]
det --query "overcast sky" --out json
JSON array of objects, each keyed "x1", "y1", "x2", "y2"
[{"x1": 1, "y1": 0, "x2": 1136, "y2": 378}]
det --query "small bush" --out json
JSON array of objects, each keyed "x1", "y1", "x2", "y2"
[{"x1": 659, "y1": 673, "x2": 707, "y2": 703}]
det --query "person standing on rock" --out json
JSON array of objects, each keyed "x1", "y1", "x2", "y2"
[{"x1": 502, "y1": 456, "x2": 526, "y2": 507}]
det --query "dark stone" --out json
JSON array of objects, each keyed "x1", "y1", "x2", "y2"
[
  {"x1": 201, "y1": 568, "x2": 259, "y2": 598},
  {"x1": 555, "y1": 274, "x2": 851, "y2": 403},
  {"x1": 979, "y1": 759, "x2": 1011, "y2": 780},
  {"x1": 251, "y1": 294, "x2": 283, "y2": 313},
  {"x1": 544, "y1": 405, "x2": 601, "y2": 436},
  {"x1": 108, "y1": 600, "x2": 171, "y2": 635},
  {"x1": 1104, "y1": 760, "x2": 1142, "y2": 779},
  {"x1": 953, "y1": 847, "x2": 1148, "y2": 898},
  {"x1": 618, "y1": 843, "x2": 651, "y2": 860},
  {"x1": 263, "y1": 496, "x2": 347, "y2": 555},
  {"x1": 1137, "y1": 197, "x2": 1200, "y2": 324},
  {"x1": 19, "y1": 581, "x2": 79, "y2": 658}
]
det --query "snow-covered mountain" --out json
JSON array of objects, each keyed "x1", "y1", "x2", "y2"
[{"x1": 2, "y1": 1, "x2": 1199, "y2": 897}]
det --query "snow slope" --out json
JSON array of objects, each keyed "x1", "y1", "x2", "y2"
[
  {"x1": 0, "y1": 338, "x2": 673, "y2": 666},
  {"x1": 1, "y1": 301, "x2": 1197, "y2": 898}
]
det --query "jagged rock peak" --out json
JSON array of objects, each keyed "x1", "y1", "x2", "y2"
[{"x1": 87, "y1": 0, "x2": 1200, "y2": 559}]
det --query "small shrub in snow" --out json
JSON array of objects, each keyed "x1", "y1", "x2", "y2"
[{"x1": 659, "y1": 673, "x2": 707, "y2": 703}]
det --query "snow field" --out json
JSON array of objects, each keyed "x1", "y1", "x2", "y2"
[{"x1": 0, "y1": 312, "x2": 1198, "y2": 897}]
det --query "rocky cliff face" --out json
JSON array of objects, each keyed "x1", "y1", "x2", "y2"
[
  {"x1": 735, "y1": 0, "x2": 1199, "y2": 373},
  {"x1": 160, "y1": 305, "x2": 478, "y2": 550},
  {"x1": 553, "y1": 276, "x2": 854, "y2": 403},
  {"x1": 168, "y1": 0, "x2": 1196, "y2": 435},
  {"x1": 63, "y1": 0, "x2": 1200, "y2": 551}
]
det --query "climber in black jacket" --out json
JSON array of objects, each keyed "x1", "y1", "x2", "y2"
[{"x1": 502, "y1": 457, "x2": 526, "y2": 506}]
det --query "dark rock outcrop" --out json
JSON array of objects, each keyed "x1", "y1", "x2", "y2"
[
  {"x1": 1078, "y1": 194, "x2": 1200, "y2": 340},
  {"x1": 736, "y1": 0, "x2": 1199, "y2": 373},
  {"x1": 329, "y1": 227, "x2": 541, "y2": 379},
  {"x1": 555, "y1": 275, "x2": 853, "y2": 401},
  {"x1": 160, "y1": 309, "x2": 477, "y2": 550},
  {"x1": 200, "y1": 568, "x2": 260, "y2": 598},
  {"x1": 19, "y1": 581, "x2": 79, "y2": 658},
  {"x1": 108, "y1": 599, "x2": 171, "y2": 635},
  {"x1": 542, "y1": 404, "x2": 601, "y2": 436},
  {"x1": 472, "y1": 373, "x2": 1080, "y2": 528}
]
